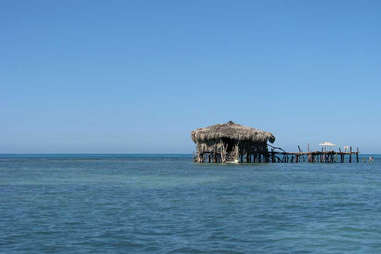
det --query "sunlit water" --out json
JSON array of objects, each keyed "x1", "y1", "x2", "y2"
[{"x1": 0, "y1": 154, "x2": 380, "y2": 253}]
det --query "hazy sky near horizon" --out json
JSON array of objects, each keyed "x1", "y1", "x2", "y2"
[{"x1": 1, "y1": 1, "x2": 380, "y2": 153}]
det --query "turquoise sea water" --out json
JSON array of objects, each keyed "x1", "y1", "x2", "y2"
[{"x1": 0, "y1": 154, "x2": 381, "y2": 253}]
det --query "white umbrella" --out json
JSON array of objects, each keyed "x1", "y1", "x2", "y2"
[
  {"x1": 319, "y1": 141, "x2": 336, "y2": 151},
  {"x1": 319, "y1": 141, "x2": 336, "y2": 147}
]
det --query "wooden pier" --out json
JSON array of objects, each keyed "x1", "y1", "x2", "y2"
[
  {"x1": 194, "y1": 146, "x2": 360, "y2": 164},
  {"x1": 268, "y1": 147, "x2": 360, "y2": 163}
]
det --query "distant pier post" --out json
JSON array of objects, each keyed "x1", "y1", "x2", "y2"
[
  {"x1": 356, "y1": 148, "x2": 359, "y2": 163},
  {"x1": 349, "y1": 147, "x2": 352, "y2": 163}
]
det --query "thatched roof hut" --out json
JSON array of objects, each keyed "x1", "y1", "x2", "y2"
[{"x1": 191, "y1": 121, "x2": 275, "y2": 163}]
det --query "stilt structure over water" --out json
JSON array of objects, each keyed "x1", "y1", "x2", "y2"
[
  {"x1": 191, "y1": 121, "x2": 275, "y2": 163},
  {"x1": 191, "y1": 121, "x2": 359, "y2": 164}
]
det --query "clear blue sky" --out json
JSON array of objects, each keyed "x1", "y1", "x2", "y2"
[{"x1": 1, "y1": 1, "x2": 380, "y2": 153}]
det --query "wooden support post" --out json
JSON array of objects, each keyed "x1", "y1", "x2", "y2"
[
  {"x1": 265, "y1": 152, "x2": 270, "y2": 163},
  {"x1": 271, "y1": 149, "x2": 274, "y2": 163},
  {"x1": 349, "y1": 146, "x2": 352, "y2": 163},
  {"x1": 220, "y1": 147, "x2": 224, "y2": 163},
  {"x1": 356, "y1": 148, "x2": 359, "y2": 163}
]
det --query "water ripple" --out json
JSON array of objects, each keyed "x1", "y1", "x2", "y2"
[{"x1": 1, "y1": 156, "x2": 381, "y2": 253}]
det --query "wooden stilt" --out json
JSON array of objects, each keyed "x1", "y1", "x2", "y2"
[
  {"x1": 349, "y1": 147, "x2": 352, "y2": 163},
  {"x1": 265, "y1": 152, "x2": 270, "y2": 163},
  {"x1": 356, "y1": 148, "x2": 359, "y2": 163}
]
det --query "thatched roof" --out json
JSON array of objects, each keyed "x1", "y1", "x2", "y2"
[{"x1": 191, "y1": 121, "x2": 275, "y2": 144}]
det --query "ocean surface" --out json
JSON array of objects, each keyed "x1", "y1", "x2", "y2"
[{"x1": 1, "y1": 154, "x2": 381, "y2": 254}]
